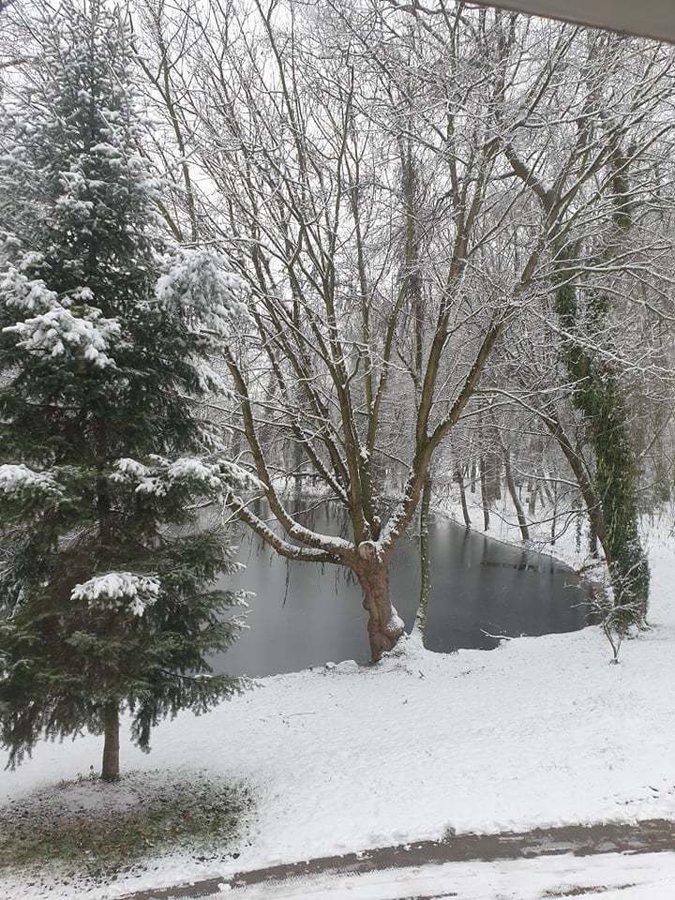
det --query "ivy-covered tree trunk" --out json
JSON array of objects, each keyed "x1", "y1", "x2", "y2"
[
  {"x1": 590, "y1": 378, "x2": 649, "y2": 620},
  {"x1": 555, "y1": 275, "x2": 649, "y2": 624},
  {"x1": 554, "y1": 145, "x2": 649, "y2": 624}
]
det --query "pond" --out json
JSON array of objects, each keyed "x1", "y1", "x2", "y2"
[{"x1": 209, "y1": 506, "x2": 591, "y2": 677}]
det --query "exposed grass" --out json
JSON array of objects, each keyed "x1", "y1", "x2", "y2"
[{"x1": 0, "y1": 769, "x2": 251, "y2": 879}]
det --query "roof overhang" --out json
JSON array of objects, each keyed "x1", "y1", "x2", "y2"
[{"x1": 480, "y1": 1, "x2": 675, "y2": 43}]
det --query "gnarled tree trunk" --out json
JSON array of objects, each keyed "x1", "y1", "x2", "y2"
[{"x1": 354, "y1": 543, "x2": 404, "y2": 662}]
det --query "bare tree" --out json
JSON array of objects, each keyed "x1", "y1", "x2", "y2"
[{"x1": 133, "y1": 1, "x2": 675, "y2": 658}]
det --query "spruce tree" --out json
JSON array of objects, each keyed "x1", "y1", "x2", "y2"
[{"x1": 0, "y1": 0, "x2": 248, "y2": 781}]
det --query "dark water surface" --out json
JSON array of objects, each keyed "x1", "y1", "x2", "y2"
[{"x1": 210, "y1": 508, "x2": 590, "y2": 677}]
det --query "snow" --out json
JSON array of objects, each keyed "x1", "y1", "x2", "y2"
[
  {"x1": 0, "y1": 463, "x2": 60, "y2": 496},
  {"x1": 70, "y1": 572, "x2": 160, "y2": 616},
  {"x1": 0, "y1": 519, "x2": 674, "y2": 900},
  {"x1": 210, "y1": 852, "x2": 675, "y2": 899},
  {"x1": 156, "y1": 248, "x2": 249, "y2": 337},
  {"x1": 195, "y1": 358, "x2": 231, "y2": 394},
  {"x1": 386, "y1": 609, "x2": 405, "y2": 635},
  {"x1": 111, "y1": 455, "x2": 254, "y2": 497},
  {"x1": 0, "y1": 267, "x2": 58, "y2": 314},
  {"x1": 110, "y1": 454, "x2": 258, "y2": 496},
  {"x1": 113, "y1": 457, "x2": 150, "y2": 480},
  {"x1": 4, "y1": 305, "x2": 121, "y2": 368},
  {"x1": 168, "y1": 457, "x2": 228, "y2": 487},
  {"x1": 90, "y1": 142, "x2": 122, "y2": 159}
]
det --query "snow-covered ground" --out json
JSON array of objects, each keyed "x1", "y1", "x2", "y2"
[{"x1": 1, "y1": 506, "x2": 674, "y2": 900}]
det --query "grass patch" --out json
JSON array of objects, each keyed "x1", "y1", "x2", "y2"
[{"x1": 0, "y1": 769, "x2": 251, "y2": 879}]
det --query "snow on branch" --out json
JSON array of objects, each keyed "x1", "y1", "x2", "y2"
[
  {"x1": 4, "y1": 306, "x2": 121, "y2": 368},
  {"x1": 0, "y1": 266, "x2": 59, "y2": 314},
  {"x1": 71, "y1": 572, "x2": 161, "y2": 617},
  {"x1": 155, "y1": 248, "x2": 249, "y2": 337},
  {"x1": 111, "y1": 455, "x2": 258, "y2": 497},
  {"x1": 0, "y1": 464, "x2": 61, "y2": 497},
  {"x1": 193, "y1": 359, "x2": 230, "y2": 395},
  {"x1": 167, "y1": 456, "x2": 229, "y2": 485}
]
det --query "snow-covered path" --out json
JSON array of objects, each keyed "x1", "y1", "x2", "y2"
[
  {"x1": 1, "y1": 526, "x2": 674, "y2": 900},
  {"x1": 206, "y1": 851, "x2": 675, "y2": 900},
  {"x1": 119, "y1": 821, "x2": 675, "y2": 900}
]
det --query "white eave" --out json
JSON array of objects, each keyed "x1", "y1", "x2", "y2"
[{"x1": 480, "y1": 0, "x2": 675, "y2": 43}]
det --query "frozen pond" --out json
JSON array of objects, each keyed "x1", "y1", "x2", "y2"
[{"x1": 210, "y1": 507, "x2": 590, "y2": 677}]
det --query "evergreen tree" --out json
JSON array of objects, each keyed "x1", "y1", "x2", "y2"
[{"x1": 0, "y1": 0, "x2": 249, "y2": 781}]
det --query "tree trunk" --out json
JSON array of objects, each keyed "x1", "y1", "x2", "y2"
[
  {"x1": 485, "y1": 447, "x2": 502, "y2": 502},
  {"x1": 543, "y1": 410, "x2": 606, "y2": 556},
  {"x1": 528, "y1": 483, "x2": 538, "y2": 517},
  {"x1": 355, "y1": 544, "x2": 404, "y2": 662},
  {"x1": 480, "y1": 456, "x2": 490, "y2": 531},
  {"x1": 543, "y1": 472, "x2": 555, "y2": 506},
  {"x1": 455, "y1": 466, "x2": 471, "y2": 528},
  {"x1": 503, "y1": 448, "x2": 529, "y2": 541},
  {"x1": 293, "y1": 438, "x2": 303, "y2": 514},
  {"x1": 550, "y1": 479, "x2": 558, "y2": 546},
  {"x1": 101, "y1": 701, "x2": 120, "y2": 782},
  {"x1": 414, "y1": 475, "x2": 432, "y2": 638},
  {"x1": 589, "y1": 514, "x2": 599, "y2": 558}
]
